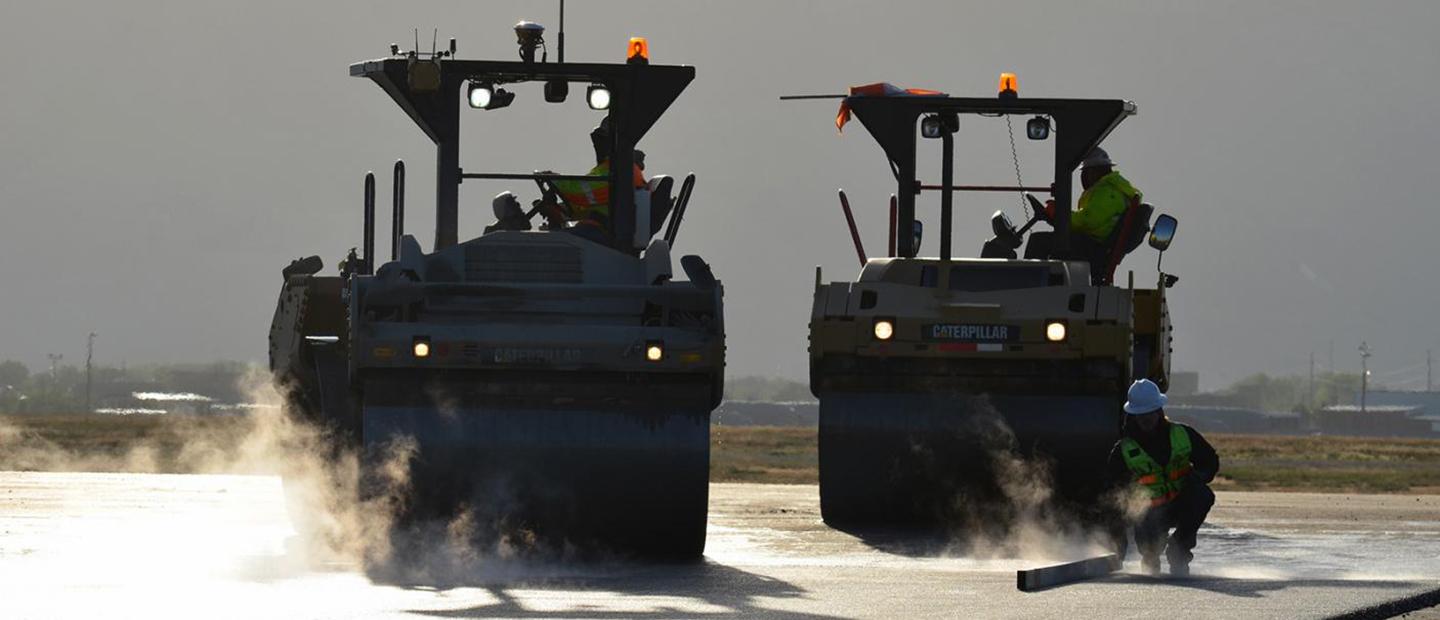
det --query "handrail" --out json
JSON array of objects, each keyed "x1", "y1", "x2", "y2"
[
  {"x1": 888, "y1": 195, "x2": 897, "y2": 257},
  {"x1": 919, "y1": 184, "x2": 1052, "y2": 193},
  {"x1": 664, "y1": 173, "x2": 696, "y2": 247},
  {"x1": 460, "y1": 172, "x2": 602, "y2": 182},
  {"x1": 837, "y1": 190, "x2": 867, "y2": 266}
]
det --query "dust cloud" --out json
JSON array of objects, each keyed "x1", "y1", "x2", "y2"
[
  {"x1": 927, "y1": 396, "x2": 1146, "y2": 564},
  {"x1": 0, "y1": 369, "x2": 419, "y2": 570},
  {"x1": 0, "y1": 370, "x2": 641, "y2": 582}
]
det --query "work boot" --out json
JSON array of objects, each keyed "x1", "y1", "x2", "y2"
[
  {"x1": 1169, "y1": 558, "x2": 1190, "y2": 577},
  {"x1": 1140, "y1": 555, "x2": 1161, "y2": 576},
  {"x1": 1166, "y1": 537, "x2": 1193, "y2": 577}
]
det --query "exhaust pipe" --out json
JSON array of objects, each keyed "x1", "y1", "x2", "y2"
[
  {"x1": 363, "y1": 172, "x2": 375, "y2": 274},
  {"x1": 392, "y1": 160, "x2": 405, "y2": 260}
]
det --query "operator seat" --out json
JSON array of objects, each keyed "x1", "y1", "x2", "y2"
[{"x1": 1096, "y1": 200, "x2": 1154, "y2": 285}]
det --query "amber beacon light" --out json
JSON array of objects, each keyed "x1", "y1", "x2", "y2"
[
  {"x1": 998, "y1": 72, "x2": 1018, "y2": 99},
  {"x1": 627, "y1": 37, "x2": 649, "y2": 64}
]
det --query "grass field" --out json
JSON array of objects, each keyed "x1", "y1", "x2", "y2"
[
  {"x1": 711, "y1": 426, "x2": 1440, "y2": 494},
  {"x1": 4, "y1": 414, "x2": 1440, "y2": 493}
]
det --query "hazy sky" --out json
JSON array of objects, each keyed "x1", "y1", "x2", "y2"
[{"x1": 2, "y1": 1, "x2": 1438, "y2": 390}]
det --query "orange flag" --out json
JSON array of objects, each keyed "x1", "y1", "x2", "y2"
[{"x1": 835, "y1": 83, "x2": 946, "y2": 133}]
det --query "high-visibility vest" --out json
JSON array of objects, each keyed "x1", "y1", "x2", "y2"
[
  {"x1": 1120, "y1": 424, "x2": 1193, "y2": 507},
  {"x1": 553, "y1": 160, "x2": 646, "y2": 227},
  {"x1": 1072, "y1": 170, "x2": 1141, "y2": 241}
]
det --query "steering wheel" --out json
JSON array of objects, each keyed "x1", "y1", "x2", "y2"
[{"x1": 531, "y1": 175, "x2": 577, "y2": 223}]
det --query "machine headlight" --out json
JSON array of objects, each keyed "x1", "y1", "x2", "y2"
[
  {"x1": 873, "y1": 319, "x2": 895, "y2": 341},
  {"x1": 587, "y1": 84, "x2": 611, "y2": 110},
  {"x1": 468, "y1": 81, "x2": 514, "y2": 110},
  {"x1": 1045, "y1": 321, "x2": 1067, "y2": 342},
  {"x1": 645, "y1": 341, "x2": 664, "y2": 362},
  {"x1": 468, "y1": 82, "x2": 493, "y2": 109},
  {"x1": 413, "y1": 338, "x2": 431, "y2": 358}
]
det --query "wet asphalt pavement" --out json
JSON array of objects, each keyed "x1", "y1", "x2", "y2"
[{"x1": 0, "y1": 472, "x2": 1437, "y2": 619}]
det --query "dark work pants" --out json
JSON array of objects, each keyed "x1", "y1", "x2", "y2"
[{"x1": 1134, "y1": 483, "x2": 1215, "y2": 563}]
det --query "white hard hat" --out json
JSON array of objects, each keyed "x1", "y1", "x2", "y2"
[
  {"x1": 492, "y1": 191, "x2": 521, "y2": 220},
  {"x1": 1124, "y1": 378, "x2": 1168, "y2": 415},
  {"x1": 1081, "y1": 147, "x2": 1116, "y2": 170}
]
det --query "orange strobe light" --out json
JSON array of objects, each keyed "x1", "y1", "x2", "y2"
[
  {"x1": 628, "y1": 37, "x2": 649, "y2": 64},
  {"x1": 998, "y1": 72, "x2": 1018, "y2": 98}
]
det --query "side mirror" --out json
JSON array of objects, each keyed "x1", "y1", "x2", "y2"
[
  {"x1": 1149, "y1": 214, "x2": 1177, "y2": 251},
  {"x1": 1026, "y1": 116, "x2": 1050, "y2": 140},
  {"x1": 920, "y1": 115, "x2": 943, "y2": 139},
  {"x1": 911, "y1": 220, "x2": 924, "y2": 257},
  {"x1": 919, "y1": 113, "x2": 958, "y2": 139}
]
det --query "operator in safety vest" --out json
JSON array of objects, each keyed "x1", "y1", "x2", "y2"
[
  {"x1": 1025, "y1": 147, "x2": 1142, "y2": 266},
  {"x1": 1106, "y1": 379, "x2": 1219, "y2": 576},
  {"x1": 544, "y1": 117, "x2": 646, "y2": 243}
]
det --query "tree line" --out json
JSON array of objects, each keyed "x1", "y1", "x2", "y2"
[{"x1": 0, "y1": 360, "x2": 255, "y2": 414}]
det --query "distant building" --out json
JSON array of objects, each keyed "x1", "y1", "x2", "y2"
[
  {"x1": 1166, "y1": 405, "x2": 1301, "y2": 435},
  {"x1": 1315, "y1": 405, "x2": 1436, "y2": 438},
  {"x1": 1359, "y1": 390, "x2": 1440, "y2": 414}
]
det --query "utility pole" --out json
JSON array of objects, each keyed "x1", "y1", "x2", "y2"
[
  {"x1": 85, "y1": 332, "x2": 96, "y2": 413},
  {"x1": 46, "y1": 353, "x2": 63, "y2": 406},
  {"x1": 1308, "y1": 352, "x2": 1315, "y2": 412},
  {"x1": 1359, "y1": 342, "x2": 1372, "y2": 414}
]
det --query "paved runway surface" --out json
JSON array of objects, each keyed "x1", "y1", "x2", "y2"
[{"x1": 1, "y1": 472, "x2": 1438, "y2": 619}]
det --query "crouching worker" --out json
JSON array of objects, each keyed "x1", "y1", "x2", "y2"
[{"x1": 1107, "y1": 379, "x2": 1220, "y2": 576}]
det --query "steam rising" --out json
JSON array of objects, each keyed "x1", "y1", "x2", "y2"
[
  {"x1": 926, "y1": 396, "x2": 1147, "y2": 563},
  {"x1": 0, "y1": 369, "x2": 415, "y2": 568},
  {"x1": 0, "y1": 370, "x2": 630, "y2": 580}
]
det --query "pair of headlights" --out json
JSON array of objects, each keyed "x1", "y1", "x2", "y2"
[
  {"x1": 466, "y1": 81, "x2": 611, "y2": 110},
  {"x1": 869, "y1": 319, "x2": 1067, "y2": 342},
  {"x1": 411, "y1": 338, "x2": 664, "y2": 362},
  {"x1": 412, "y1": 339, "x2": 665, "y2": 361}
]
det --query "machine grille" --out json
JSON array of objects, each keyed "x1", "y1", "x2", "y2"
[{"x1": 465, "y1": 243, "x2": 583, "y2": 283}]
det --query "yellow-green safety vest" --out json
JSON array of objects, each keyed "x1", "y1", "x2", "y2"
[
  {"x1": 1120, "y1": 424, "x2": 1192, "y2": 507},
  {"x1": 1072, "y1": 171, "x2": 1141, "y2": 241},
  {"x1": 552, "y1": 160, "x2": 646, "y2": 226}
]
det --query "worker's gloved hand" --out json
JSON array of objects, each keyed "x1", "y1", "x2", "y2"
[{"x1": 534, "y1": 198, "x2": 567, "y2": 230}]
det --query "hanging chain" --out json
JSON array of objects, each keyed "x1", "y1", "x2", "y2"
[{"x1": 1005, "y1": 115, "x2": 1028, "y2": 217}]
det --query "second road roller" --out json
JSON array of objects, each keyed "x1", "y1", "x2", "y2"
[{"x1": 804, "y1": 77, "x2": 1180, "y2": 529}]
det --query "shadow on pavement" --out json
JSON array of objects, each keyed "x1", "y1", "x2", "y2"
[
  {"x1": 825, "y1": 524, "x2": 982, "y2": 559},
  {"x1": 1100, "y1": 573, "x2": 1428, "y2": 599},
  {"x1": 369, "y1": 558, "x2": 842, "y2": 619}
]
